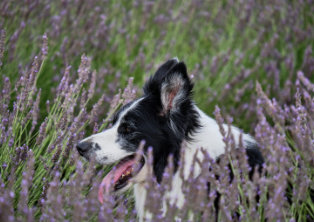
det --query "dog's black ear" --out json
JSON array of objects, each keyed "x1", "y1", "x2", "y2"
[
  {"x1": 159, "y1": 61, "x2": 193, "y2": 114},
  {"x1": 153, "y1": 57, "x2": 179, "y2": 80},
  {"x1": 143, "y1": 58, "x2": 193, "y2": 114},
  {"x1": 143, "y1": 58, "x2": 179, "y2": 96}
]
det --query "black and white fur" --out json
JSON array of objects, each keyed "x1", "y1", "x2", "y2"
[{"x1": 76, "y1": 58, "x2": 264, "y2": 220}]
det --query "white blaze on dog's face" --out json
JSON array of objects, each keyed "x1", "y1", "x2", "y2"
[
  {"x1": 78, "y1": 98, "x2": 144, "y2": 165},
  {"x1": 76, "y1": 58, "x2": 201, "y2": 202},
  {"x1": 77, "y1": 98, "x2": 149, "y2": 196}
]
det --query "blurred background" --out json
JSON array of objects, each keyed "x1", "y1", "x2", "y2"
[
  {"x1": 1, "y1": 1, "x2": 314, "y2": 221},
  {"x1": 1, "y1": 0, "x2": 314, "y2": 133}
]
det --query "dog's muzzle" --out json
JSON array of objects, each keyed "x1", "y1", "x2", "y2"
[{"x1": 76, "y1": 141, "x2": 92, "y2": 158}]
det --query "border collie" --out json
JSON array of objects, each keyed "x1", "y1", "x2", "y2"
[{"x1": 76, "y1": 58, "x2": 264, "y2": 220}]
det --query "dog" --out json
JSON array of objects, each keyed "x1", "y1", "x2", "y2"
[{"x1": 76, "y1": 58, "x2": 264, "y2": 220}]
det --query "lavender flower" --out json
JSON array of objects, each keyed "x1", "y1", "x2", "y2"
[
  {"x1": 41, "y1": 34, "x2": 48, "y2": 60},
  {"x1": 0, "y1": 0, "x2": 314, "y2": 221},
  {"x1": 0, "y1": 29, "x2": 5, "y2": 68}
]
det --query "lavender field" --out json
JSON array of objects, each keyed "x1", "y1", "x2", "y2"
[{"x1": 0, "y1": 0, "x2": 314, "y2": 221}]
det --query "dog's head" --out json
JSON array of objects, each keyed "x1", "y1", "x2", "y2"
[{"x1": 76, "y1": 58, "x2": 200, "y2": 200}]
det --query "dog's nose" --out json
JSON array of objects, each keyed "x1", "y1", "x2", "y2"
[{"x1": 76, "y1": 141, "x2": 91, "y2": 156}]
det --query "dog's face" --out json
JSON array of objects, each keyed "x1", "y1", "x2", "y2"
[{"x1": 76, "y1": 58, "x2": 200, "y2": 202}]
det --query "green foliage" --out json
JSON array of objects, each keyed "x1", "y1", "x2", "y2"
[{"x1": 0, "y1": 0, "x2": 314, "y2": 221}]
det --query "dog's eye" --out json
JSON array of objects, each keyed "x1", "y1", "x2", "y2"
[
  {"x1": 124, "y1": 125, "x2": 133, "y2": 133},
  {"x1": 118, "y1": 125, "x2": 132, "y2": 134}
]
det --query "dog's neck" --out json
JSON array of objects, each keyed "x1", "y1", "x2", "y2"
[{"x1": 133, "y1": 105, "x2": 256, "y2": 220}]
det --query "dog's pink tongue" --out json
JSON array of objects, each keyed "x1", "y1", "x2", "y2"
[{"x1": 98, "y1": 158, "x2": 136, "y2": 204}]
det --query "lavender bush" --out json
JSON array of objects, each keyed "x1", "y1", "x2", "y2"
[{"x1": 0, "y1": 0, "x2": 314, "y2": 221}]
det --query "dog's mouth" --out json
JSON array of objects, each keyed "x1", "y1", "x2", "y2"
[{"x1": 98, "y1": 154, "x2": 145, "y2": 203}]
